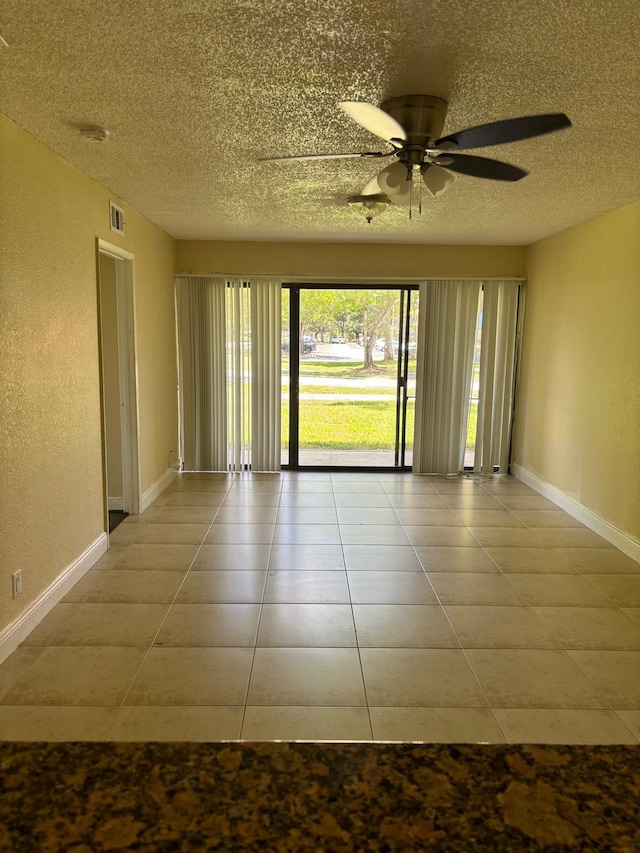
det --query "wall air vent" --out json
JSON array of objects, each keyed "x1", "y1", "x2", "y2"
[{"x1": 109, "y1": 201, "x2": 125, "y2": 236}]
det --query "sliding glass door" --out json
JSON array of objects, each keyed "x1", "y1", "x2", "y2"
[{"x1": 281, "y1": 285, "x2": 418, "y2": 469}]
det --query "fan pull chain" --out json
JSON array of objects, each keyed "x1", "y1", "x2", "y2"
[
  {"x1": 419, "y1": 170, "x2": 423, "y2": 214},
  {"x1": 409, "y1": 169, "x2": 413, "y2": 220}
]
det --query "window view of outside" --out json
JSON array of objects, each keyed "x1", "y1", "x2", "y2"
[
  {"x1": 281, "y1": 288, "x2": 418, "y2": 467},
  {"x1": 464, "y1": 289, "x2": 484, "y2": 468}
]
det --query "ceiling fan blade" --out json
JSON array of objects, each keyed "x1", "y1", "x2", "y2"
[
  {"x1": 439, "y1": 154, "x2": 528, "y2": 181},
  {"x1": 435, "y1": 113, "x2": 571, "y2": 151},
  {"x1": 339, "y1": 101, "x2": 408, "y2": 144},
  {"x1": 259, "y1": 151, "x2": 391, "y2": 163}
]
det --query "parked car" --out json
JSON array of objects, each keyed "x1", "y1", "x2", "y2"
[
  {"x1": 281, "y1": 339, "x2": 289, "y2": 351},
  {"x1": 303, "y1": 335, "x2": 317, "y2": 353},
  {"x1": 330, "y1": 335, "x2": 346, "y2": 344}
]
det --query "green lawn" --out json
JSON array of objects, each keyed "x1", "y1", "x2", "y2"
[{"x1": 284, "y1": 359, "x2": 417, "y2": 379}]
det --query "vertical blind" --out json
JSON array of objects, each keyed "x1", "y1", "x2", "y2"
[
  {"x1": 176, "y1": 276, "x2": 282, "y2": 472},
  {"x1": 413, "y1": 279, "x2": 520, "y2": 476}
]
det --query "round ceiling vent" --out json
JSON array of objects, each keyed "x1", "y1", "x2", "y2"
[{"x1": 79, "y1": 126, "x2": 109, "y2": 143}]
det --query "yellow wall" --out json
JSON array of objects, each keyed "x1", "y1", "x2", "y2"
[
  {"x1": 176, "y1": 240, "x2": 525, "y2": 280},
  {"x1": 0, "y1": 114, "x2": 177, "y2": 633},
  {"x1": 514, "y1": 199, "x2": 640, "y2": 541}
]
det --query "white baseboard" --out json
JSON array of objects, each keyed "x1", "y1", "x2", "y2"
[
  {"x1": 108, "y1": 497, "x2": 124, "y2": 511},
  {"x1": 0, "y1": 532, "x2": 108, "y2": 666},
  {"x1": 512, "y1": 464, "x2": 640, "y2": 563},
  {"x1": 139, "y1": 466, "x2": 179, "y2": 513}
]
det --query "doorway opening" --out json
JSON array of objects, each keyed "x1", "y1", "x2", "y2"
[
  {"x1": 97, "y1": 240, "x2": 140, "y2": 532},
  {"x1": 282, "y1": 285, "x2": 419, "y2": 470}
]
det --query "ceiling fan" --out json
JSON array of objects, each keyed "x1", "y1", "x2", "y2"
[{"x1": 260, "y1": 95, "x2": 571, "y2": 211}]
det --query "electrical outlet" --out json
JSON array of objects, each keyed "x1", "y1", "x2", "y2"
[{"x1": 12, "y1": 570, "x2": 22, "y2": 599}]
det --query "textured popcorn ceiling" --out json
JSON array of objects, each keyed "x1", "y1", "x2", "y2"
[{"x1": 1, "y1": 0, "x2": 639, "y2": 244}]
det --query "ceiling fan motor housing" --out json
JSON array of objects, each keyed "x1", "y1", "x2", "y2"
[{"x1": 381, "y1": 95, "x2": 449, "y2": 168}]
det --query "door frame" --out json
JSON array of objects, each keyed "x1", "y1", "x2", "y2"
[
  {"x1": 283, "y1": 283, "x2": 418, "y2": 471},
  {"x1": 96, "y1": 239, "x2": 140, "y2": 525}
]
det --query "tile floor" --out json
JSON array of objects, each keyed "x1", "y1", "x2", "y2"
[{"x1": 1, "y1": 472, "x2": 639, "y2": 744}]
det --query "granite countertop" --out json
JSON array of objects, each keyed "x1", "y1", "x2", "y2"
[{"x1": 1, "y1": 742, "x2": 638, "y2": 851}]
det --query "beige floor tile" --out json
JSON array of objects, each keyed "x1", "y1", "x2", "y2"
[
  {"x1": 332, "y1": 482, "x2": 385, "y2": 493},
  {"x1": 280, "y1": 481, "x2": 333, "y2": 493},
  {"x1": 0, "y1": 706, "x2": 117, "y2": 741},
  {"x1": 334, "y1": 493, "x2": 392, "y2": 508},
  {"x1": 430, "y1": 481, "x2": 484, "y2": 495},
  {"x1": 257, "y1": 603, "x2": 356, "y2": 647},
  {"x1": 0, "y1": 647, "x2": 43, "y2": 700},
  {"x1": 340, "y1": 525, "x2": 411, "y2": 546},
  {"x1": 442, "y1": 495, "x2": 505, "y2": 510},
  {"x1": 507, "y1": 574, "x2": 613, "y2": 606},
  {"x1": 533, "y1": 607, "x2": 640, "y2": 650},
  {"x1": 231, "y1": 478, "x2": 283, "y2": 492},
  {"x1": 403, "y1": 527, "x2": 478, "y2": 547},
  {"x1": 108, "y1": 524, "x2": 143, "y2": 547},
  {"x1": 466, "y1": 528, "x2": 546, "y2": 548},
  {"x1": 61, "y1": 569, "x2": 110, "y2": 602},
  {"x1": 615, "y1": 711, "x2": 640, "y2": 741},
  {"x1": 494, "y1": 495, "x2": 559, "y2": 511},
  {"x1": 278, "y1": 492, "x2": 336, "y2": 507},
  {"x1": 494, "y1": 709, "x2": 637, "y2": 744},
  {"x1": 337, "y1": 507, "x2": 401, "y2": 526},
  {"x1": 381, "y1": 480, "x2": 438, "y2": 495},
  {"x1": 247, "y1": 648, "x2": 366, "y2": 706},
  {"x1": 343, "y1": 545, "x2": 422, "y2": 572},
  {"x1": 165, "y1": 492, "x2": 226, "y2": 507},
  {"x1": 480, "y1": 478, "x2": 536, "y2": 495},
  {"x1": 88, "y1": 550, "x2": 128, "y2": 571},
  {"x1": 269, "y1": 544, "x2": 345, "y2": 570},
  {"x1": 193, "y1": 543, "x2": 271, "y2": 570},
  {"x1": 125, "y1": 647, "x2": 253, "y2": 705},
  {"x1": 386, "y1": 494, "x2": 448, "y2": 509},
  {"x1": 52, "y1": 603, "x2": 168, "y2": 646},
  {"x1": 457, "y1": 510, "x2": 525, "y2": 528},
  {"x1": 241, "y1": 706, "x2": 372, "y2": 741},
  {"x1": 555, "y1": 548, "x2": 640, "y2": 573},
  {"x1": 428, "y1": 574, "x2": 523, "y2": 605},
  {"x1": 176, "y1": 480, "x2": 233, "y2": 493},
  {"x1": 22, "y1": 603, "x2": 79, "y2": 645},
  {"x1": 347, "y1": 571, "x2": 438, "y2": 605},
  {"x1": 87, "y1": 569, "x2": 186, "y2": 603},
  {"x1": 394, "y1": 509, "x2": 463, "y2": 527},
  {"x1": 114, "y1": 544, "x2": 198, "y2": 571},
  {"x1": 512, "y1": 510, "x2": 584, "y2": 528},
  {"x1": 360, "y1": 649, "x2": 487, "y2": 707},
  {"x1": 623, "y1": 608, "x2": 640, "y2": 625},
  {"x1": 277, "y1": 506, "x2": 338, "y2": 524},
  {"x1": 1, "y1": 647, "x2": 146, "y2": 706},
  {"x1": 568, "y1": 651, "x2": 640, "y2": 709},
  {"x1": 414, "y1": 547, "x2": 499, "y2": 573},
  {"x1": 484, "y1": 547, "x2": 573, "y2": 573},
  {"x1": 264, "y1": 571, "x2": 349, "y2": 603},
  {"x1": 353, "y1": 604, "x2": 458, "y2": 648},
  {"x1": 139, "y1": 506, "x2": 218, "y2": 524},
  {"x1": 466, "y1": 649, "x2": 606, "y2": 709},
  {"x1": 273, "y1": 524, "x2": 341, "y2": 545},
  {"x1": 107, "y1": 705, "x2": 243, "y2": 741},
  {"x1": 535, "y1": 528, "x2": 614, "y2": 548},
  {"x1": 445, "y1": 606, "x2": 558, "y2": 648},
  {"x1": 155, "y1": 603, "x2": 261, "y2": 646},
  {"x1": 370, "y1": 707, "x2": 505, "y2": 742},
  {"x1": 135, "y1": 524, "x2": 210, "y2": 545},
  {"x1": 176, "y1": 571, "x2": 266, "y2": 603},
  {"x1": 585, "y1": 575, "x2": 640, "y2": 607},
  {"x1": 223, "y1": 492, "x2": 282, "y2": 506},
  {"x1": 214, "y1": 506, "x2": 279, "y2": 524},
  {"x1": 205, "y1": 524, "x2": 275, "y2": 544}
]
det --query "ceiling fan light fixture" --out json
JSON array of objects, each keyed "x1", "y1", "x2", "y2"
[
  {"x1": 376, "y1": 161, "x2": 412, "y2": 205},
  {"x1": 422, "y1": 164, "x2": 454, "y2": 197},
  {"x1": 347, "y1": 193, "x2": 390, "y2": 224}
]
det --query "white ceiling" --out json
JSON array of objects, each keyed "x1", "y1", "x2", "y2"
[{"x1": 1, "y1": 0, "x2": 639, "y2": 245}]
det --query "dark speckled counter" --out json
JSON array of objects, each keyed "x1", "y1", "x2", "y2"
[{"x1": 1, "y1": 742, "x2": 638, "y2": 851}]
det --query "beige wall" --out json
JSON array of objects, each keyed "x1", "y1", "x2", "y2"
[
  {"x1": 514, "y1": 200, "x2": 640, "y2": 541},
  {"x1": 0, "y1": 114, "x2": 177, "y2": 633},
  {"x1": 98, "y1": 254, "x2": 123, "y2": 501},
  {"x1": 176, "y1": 240, "x2": 526, "y2": 280}
]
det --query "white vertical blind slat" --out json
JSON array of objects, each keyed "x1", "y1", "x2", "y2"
[{"x1": 413, "y1": 280, "x2": 481, "y2": 474}]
